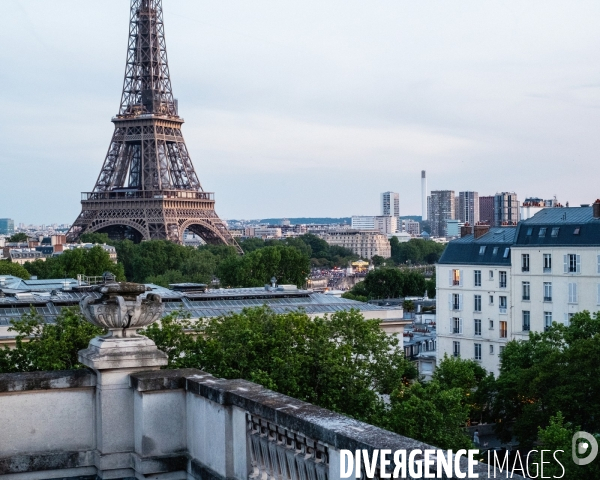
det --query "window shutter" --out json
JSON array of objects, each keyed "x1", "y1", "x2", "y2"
[
  {"x1": 459, "y1": 318, "x2": 463, "y2": 334},
  {"x1": 564, "y1": 255, "x2": 568, "y2": 273},
  {"x1": 564, "y1": 313, "x2": 568, "y2": 325},
  {"x1": 449, "y1": 270, "x2": 453, "y2": 286},
  {"x1": 597, "y1": 255, "x2": 600, "y2": 274},
  {"x1": 459, "y1": 294, "x2": 463, "y2": 310},
  {"x1": 459, "y1": 270, "x2": 464, "y2": 286},
  {"x1": 568, "y1": 283, "x2": 573, "y2": 303},
  {"x1": 576, "y1": 255, "x2": 581, "y2": 273},
  {"x1": 448, "y1": 293, "x2": 452, "y2": 311},
  {"x1": 574, "y1": 283, "x2": 578, "y2": 303}
]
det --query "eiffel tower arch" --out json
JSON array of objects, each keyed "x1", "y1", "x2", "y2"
[{"x1": 68, "y1": 0, "x2": 242, "y2": 253}]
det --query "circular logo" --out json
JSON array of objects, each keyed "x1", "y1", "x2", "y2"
[{"x1": 572, "y1": 432, "x2": 598, "y2": 466}]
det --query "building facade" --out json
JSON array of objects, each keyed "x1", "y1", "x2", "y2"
[
  {"x1": 494, "y1": 192, "x2": 520, "y2": 226},
  {"x1": 321, "y1": 230, "x2": 391, "y2": 259},
  {"x1": 428, "y1": 190, "x2": 455, "y2": 237},
  {"x1": 0, "y1": 219, "x2": 14, "y2": 236},
  {"x1": 436, "y1": 227, "x2": 516, "y2": 374},
  {"x1": 352, "y1": 216, "x2": 397, "y2": 235},
  {"x1": 479, "y1": 196, "x2": 495, "y2": 226},
  {"x1": 458, "y1": 191, "x2": 479, "y2": 225},
  {"x1": 381, "y1": 192, "x2": 400, "y2": 217},
  {"x1": 437, "y1": 204, "x2": 600, "y2": 376}
]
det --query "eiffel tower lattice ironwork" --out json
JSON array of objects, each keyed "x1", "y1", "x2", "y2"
[{"x1": 68, "y1": 0, "x2": 241, "y2": 252}]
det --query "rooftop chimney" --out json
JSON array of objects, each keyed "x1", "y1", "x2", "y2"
[
  {"x1": 474, "y1": 224, "x2": 490, "y2": 239},
  {"x1": 461, "y1": 225, "x2": 473, "y2": 238},
  {"x1": 593, "y1": 200, "x2": 600, "y2": 219}
]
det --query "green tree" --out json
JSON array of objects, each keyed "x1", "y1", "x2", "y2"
[
  {"x1": 371, "y1": 255, "x2": 385, "y2": 267},
  {"x1": 389, "y1": 237, "x2": 445, "y2": 266},
  {"x1": 217, "y1": 246, "x2": 310, "y2": 288},
  {"x1": 494, "y1": 311, "x2": 600, "y2": 449},
  {"x1": 8, "y1": 233, "x2": 28, "y2": 243},
  {"x1": 0, "y1": 261, "x2": 31, "y2": 280},
  {"x1": 346, "y1": 268, "x2": 427, "y2": 299},
  {"x1": 24, "y1": 246, "x2": 125, "y2": 281},
  {"x1": 79, "y1": 232, "x2": 112, "y2": 245},
  {"x1": 0, "y1": 307, "x2": 104, "y2": 373},
  {"x1": 536, "y1": 412, "x2": 600, "y2": 480}
]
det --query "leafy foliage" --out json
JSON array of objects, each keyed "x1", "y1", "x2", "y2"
[
  {"x1": 493, "y1": 311, "x2": 600, "y2": 449},
  {"x1": 0, "y1": 260, "x2": 31, "y2": 280},
  {"x1": 346, "y1": 267, "x2": 428, "y2": 299},
  {"x1": 23, "y1": 246, "x2": 125, "y2": 281},
  {"x1": 79, "y1": 232, "x2": 112, "y2": 245},
  {"x1": 0, "y1": 308, "x2": 104, "y2": 373},
  {"x1": 389, "y1": 237, "x2": 446, "y2": 265},
  {"x1": 8, "y1": 233, "x2": 28, "y2": 243},
  {"x1": 217, "y1": 246, "x2": 310, "y2": 288}
]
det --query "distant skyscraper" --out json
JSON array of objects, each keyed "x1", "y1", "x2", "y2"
[
  {"x1": 479, "y1": 196, "x2": 495, "y2": 226},
  {"x1": 494, "y1": 192, "x2": 520, "y2": 226},
  {"x1": 429, "y1": 190, "x2": 455, "y2": 237},
  {"x1": 421, "y1": 171, "x2": 427, "y2": 221},
  {"x1": 381, "y1": 192, "x2": 400, "y2": 217},
  {"x1": 0, "y1": 219, "x2": 15, "y2": 236},
  {"x1": 458, "y1": 192, "x2": 480, "y2": 225}
]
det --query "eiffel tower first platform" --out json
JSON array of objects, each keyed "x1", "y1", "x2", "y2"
[{"x1": 68, "y1": 0, "x2": 242, "y2": 253}]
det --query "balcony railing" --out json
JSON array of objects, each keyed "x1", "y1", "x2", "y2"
[
  {"x1": 499, "y1": 307, "x2": 507, "y2": 314},
  {"x1": 544, "y1": 296, "x2": 552, "y2": 302},
  {"x1": 82, "y1": 189, "x2": 214, "y2": 201}
]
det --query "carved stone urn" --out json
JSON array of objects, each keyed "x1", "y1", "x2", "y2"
[
  {"x1": 78, "y1": 280, "x2": 168, "y2": 371},
  {"x1": 80, "y1": 282, "x2": 163, "y2": 337}
]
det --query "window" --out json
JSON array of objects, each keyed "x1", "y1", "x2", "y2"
[
  {"x1": 450, "y1": 269, "x2": 462, "y2": 286},
  {"x1": 565, "y1": 254, "x2": 581, "y2": 274},
  {"x1": 479, "y1": 246, "x2": 486, "y2": 255},
  {"x1": 489, "y1": 295, "x2": 494, "y2": 305},
  {"x1": 490, "y1": 344, "x2": 494, "y2": 355},
  {"x1": 568, "y1": 283, "x2": 578, "y2": 304},
  {"x1": 499, "y1": 271, "x2": 507, "y2": 288},
  {"x1": 522, "y1": 281, "x2": 530, "y2": 300},
  {"x1": 566, "y1": 313, "x2": 575, "y2": 325},
  {"x1": 526, "y1": 227, "x2": 533, "y2": 236},
  {"x1": 499, "y1": 320, "x2": 508, "y2": 338},
  {"x1": 489, "y1": 270, "x2": 494, "y2": 280},
  {"x1": 489, "y1": 320, "x2": 494, "y2": 330},
  {"x1": 544, "y1": 282, "x2": 552, "y2": 301},
  {"x1": 551, "y1": 227, "x2": 560, "y2": 237},
  {"x1": 474, "y1": 270, "x2": 481, "y2": 287},
  {"x1": 499, "y1": 296, "x2": 507, "y2": 313},
  {"x1": 450, "y1": 293, "x2": 462, "y2": 311},
  {"x1": 503, "y1": 248, "x2": 510, "y2": 258},
  {"x1": 574, "y1": 227, "x2": 580, "y2": 235},
  {"x1": 539, "y1": 227, "x2": 547, "y2": 237},
  {"x1": 474, "y1": 295, "x2": 482, "y2": 312},
  {"x1": 522, "y1": 311, "x2": 530, "y2": 331},
  {"x1": 474, "y1": 343, "x2": 482, "y2": 361},
  {"x1": 544, "y1": 312, "x2": 553, "y2": 331},
  {"x1": 521, "y1": 254, "x2": 530, "y2": 272},
  {"x1": 452, "y1": 317, "x2": 463, "y2": 334},
  {"x1": 543, "y1": 254, "x2": 552, "y2": 273},
  {"x1": 453, "y1": 341, "x2": 460, "y2": 358},
  {"x1": 493, "y1": 247, "x2": 499, "y2": 255},
  {"x1": 474, "y1": 319, "x2": 481, "y2": 336}
]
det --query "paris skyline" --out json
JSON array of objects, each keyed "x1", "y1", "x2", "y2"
[{"x1": 1, "y1": 0, "x2": 599, "y2": 224}]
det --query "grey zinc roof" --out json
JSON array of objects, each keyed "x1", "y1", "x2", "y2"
[
  {"x1": 515, "y1": 207, "x2": 600, "y2": 246},
  {"x1": 438, "y1": 227, "x2": 516, "y2": 266}
]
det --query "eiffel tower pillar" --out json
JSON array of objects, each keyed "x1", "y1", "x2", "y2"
[{"x1": 68, "y1": 0, "x2": 242, "y2": 253}]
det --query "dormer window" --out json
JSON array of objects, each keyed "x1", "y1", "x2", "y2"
[
  {"x1": 493, "y1": 247, "x2": 499, "y2": 255},
  {"x1": 479, "y1": 246, "x2": 486, "y2": 255},
  {"x1": 526, "y1": 228, "x2": 533, "y2": 236},
  {"x1": 551, "y1": 227, "x2": 560, "y2": 237},
  {"x1": 574, "y1": 227, "x2": 581, "y2": 235},
  {"x1": 539, "y1": 227, "x2": 546, "y2": 237}
]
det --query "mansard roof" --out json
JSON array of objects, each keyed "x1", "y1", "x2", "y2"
[{"x1": 438, "y1": 227, "x2": 516, "y2": 266}]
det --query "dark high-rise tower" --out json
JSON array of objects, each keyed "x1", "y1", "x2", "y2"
[{"x1": 68, "y1": 0, "x2": 241, "y2": 252}]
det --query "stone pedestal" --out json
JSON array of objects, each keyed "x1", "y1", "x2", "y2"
[{"x1": 77, "y1": 281, "x2": 168, "y2": 479}]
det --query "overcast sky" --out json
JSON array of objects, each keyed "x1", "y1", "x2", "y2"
[{"x1": 1, "y1": 1, "x2": 599, "y2": 224}]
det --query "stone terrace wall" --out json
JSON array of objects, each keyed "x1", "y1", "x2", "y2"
[{"x1": 0, "y1": 368, "x2": 525, "y2": 480}]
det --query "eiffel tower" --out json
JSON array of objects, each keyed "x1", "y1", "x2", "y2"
[{"x1": 68, "y1": 0, "x2": 241, "y2": 252}]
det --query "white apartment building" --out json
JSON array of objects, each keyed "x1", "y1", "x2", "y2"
[
  {"x1": 321, "y1": 230, "x2": 391, "y2": 259},
  {"x1": 436, "y1": 204, "x2": 600, "y2": 376},
  {"x1": 436, "y1": 226, "x2": 515, "y2": 375},
  {"x1": 381, "y1": 192, "x2": 400, "y2": 217},
  {"x1": 351, "y1": 216, "x2": 397, "y2": 235}
]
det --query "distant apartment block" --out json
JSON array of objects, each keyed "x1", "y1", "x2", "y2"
[
  {"x1": 479, "y1": 196, "x2": 495, "y2": 225},
  {"x1": 521, "y1": 197, "x2": 562, "y2": 221},
  {"x1": 458, "y1": 192, "x2": 479, "y2": 225},
  {"x1": 381, "y1": 192, "x2": 400, "y2": 217},
  {"x1": 402, "y1": 219, "x2": 421, "y2": 236},
  {"x1": 0, "y1": 219, "x2": 15, "y2": 236},
  {"x1": 428, "y1": 190, "x2": 455, "y2": 237},
  {"x1": 352, "y1": 216, "x2": 397, "y2": 235},
  {"x1": 321, "y1": 230, "x2": 391, "y2": 259},
  {"x1": 495, "y1": 192, "x2": 520, "y2": 226}
]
